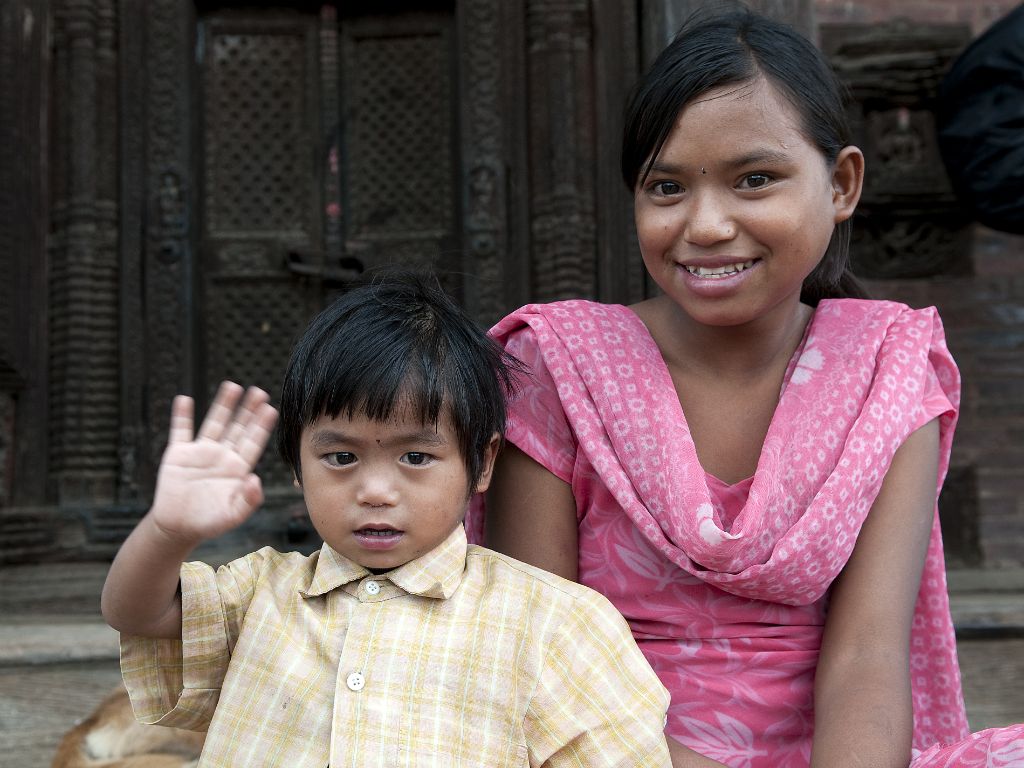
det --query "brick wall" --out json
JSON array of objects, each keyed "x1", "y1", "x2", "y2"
[
  {"x1": 814, "y1": 0, "x2": 1019, "y2": 34},
  {"x1": 868, "y1": 230, "x2": 1024, "y2": 570},
  {"x1": 816, "y1": 0, "x2": 1024, "y2": 570}
]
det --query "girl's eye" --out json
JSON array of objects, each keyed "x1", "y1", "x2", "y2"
[
  {"x1": 650, "y1": 180, "x2": 683, "y2": 197},
  {"x1": 402, "y1": 452, "x2": 433, "y2": 466},
  {"x1": 324, "y1": 452, "x2": 356, "y2": 467},
  {"x1": 739, "y1": 173, "x2": 772, "y2": 189}
]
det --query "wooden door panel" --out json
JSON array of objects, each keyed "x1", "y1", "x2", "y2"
[
  {"x1": 198, "y1": 11, "x2": 324, "y2": 492},
  {"x1": 338, "y1": 10, "x2": 459, "y2": 291}
]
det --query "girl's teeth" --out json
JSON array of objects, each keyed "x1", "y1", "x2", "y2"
[
  {"x1": 361, "y1": 529, "x2": 397, "y2": 536},
  {"x1": 685, "y1": 260, "x2": 755, "y2": 277}
]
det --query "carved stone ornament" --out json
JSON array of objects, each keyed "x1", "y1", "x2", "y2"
[{"x1": 822, "y1": 19, "x2": 973, "y2": 279}]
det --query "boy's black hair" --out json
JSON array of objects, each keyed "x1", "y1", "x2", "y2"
[
  {"x1": 621, "y1": 9, "x2": 868, "y2": 306},
  {"x1": 277, "y1": 271, "x2": 521, "y2": 489}
]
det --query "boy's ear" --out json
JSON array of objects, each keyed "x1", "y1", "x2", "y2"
[
  {"x1": 831, "y1": 145, "x2": 864, "y2": 224},
  {"x1": 472, "y1": 433, "x2": 502, "y2": 495},
  {"x1": 292, "y1": 472, "x2": 302, "y2": 489}
]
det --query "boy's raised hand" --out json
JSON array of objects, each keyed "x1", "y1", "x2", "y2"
[{"x1": 150, "y1": 381, "x2": 280, "y2": 547}]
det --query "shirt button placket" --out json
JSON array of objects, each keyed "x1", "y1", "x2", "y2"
[{"x1": 364, "y1": 579, "x2": 381, "y2": 596}]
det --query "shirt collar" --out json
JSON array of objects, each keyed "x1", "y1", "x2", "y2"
[
  {"x1": 388, "y1": 525, "x2": 467, "y2": 599},
  {"x1": 300, "y1": 524, "x2": 468, "y2": 600}
]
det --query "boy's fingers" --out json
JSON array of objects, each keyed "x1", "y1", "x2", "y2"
[
  {"x1": 235, "y1": 475, "x2": 265, "y2": 517},
  {"x1": 168, "y1": 396, "x2": 195, "y2": 443},
  {"x1": 197, "y1": 381, "x2": 244, "y2": 441},
  {"x1": 235, "y1": 403, "x2": 279, "y2": 468},
  {"x1": 223, "y1": 387, "x2": 270, "y2": 447}
]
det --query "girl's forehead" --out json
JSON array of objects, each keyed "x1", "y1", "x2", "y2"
[
  {"x1": 661, "y1": 82, "x2": 810, "y2": 156},
  {"x1": 678, "y1": 77, "x2": 800, "y2": 129}
]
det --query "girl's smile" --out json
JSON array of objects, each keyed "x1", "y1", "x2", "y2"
[
  {"x1": 678, "y1": 257, "x2": 763, "y2": 299},
  {"x1": 681, "y1": 259, "x2": 758, "y2": 278}
]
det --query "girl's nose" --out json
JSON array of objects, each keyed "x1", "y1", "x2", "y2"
[{"x1": 683, "y1": 190, "x2": 737, "y2": 246}]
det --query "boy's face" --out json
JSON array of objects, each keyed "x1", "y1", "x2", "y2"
[{"x1": 297, "y1": 407, "x2": 498, "y2": 571}]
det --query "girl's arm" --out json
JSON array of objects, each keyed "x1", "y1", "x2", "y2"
[
  {"x1": 810, "y1": 418, "x2": 941, "y2": 768},
  {"x1": 486, "y1": 444, "x2": 729, "y2": 768},
  {"x1": 485, "y1": 443, "x2": 579, "y2": 581},
  {"x1": 100, "y1": 382, "x2": 278, "y2": 639}
]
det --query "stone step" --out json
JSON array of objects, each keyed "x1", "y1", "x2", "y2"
[{"x1": 0, "y1": 617, "x2": 119, "y2": 667}]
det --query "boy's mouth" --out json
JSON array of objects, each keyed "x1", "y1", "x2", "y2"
[
  {"x1": 354, "y1": 526, "x2": 405, "y2": 550},
  {"x1": 354, "y1": 528, "x2": 405, "y2": 548}
]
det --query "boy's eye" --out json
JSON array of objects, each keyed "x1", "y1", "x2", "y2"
[
  {"x1": 402, "y1": 452, "x2": 433, "y2": 466},
  {"x1": 739, "y1": 173, "x2": 772, "y2": 189},
  {"x1": 324, "y1": 452, "x2": 356, "y2": 467}
]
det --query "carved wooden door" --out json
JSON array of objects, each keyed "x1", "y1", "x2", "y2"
[{"x1": 196, "y1": 3, "x2": 459, "y2": 500}]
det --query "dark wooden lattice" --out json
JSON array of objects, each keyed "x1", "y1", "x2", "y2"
[
  {"x1": 204, "y1": 29, "x2": 314, "y2": 236},
  {"x1": 199, "y1": 13, "x2": 322, "y2": 494},
  {"x1": 344, "y1": 24, "x2": 454, "y2": 238}
]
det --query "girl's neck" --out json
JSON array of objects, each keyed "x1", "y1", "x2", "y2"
[{"x1": 639, "y1": 295, "x2": 814, "y2": 381}]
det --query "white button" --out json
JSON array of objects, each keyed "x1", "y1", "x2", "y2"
[
  {"x1": 364, "y1": 579, "x2": 381, "y2": 595},
  {"x1": 346, "y1": 672, "x2": 365, "y2": 692}
]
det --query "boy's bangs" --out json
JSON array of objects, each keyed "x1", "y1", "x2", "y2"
[{"x1": 305, "y1": 349, "x2": 448, "y2": 429}]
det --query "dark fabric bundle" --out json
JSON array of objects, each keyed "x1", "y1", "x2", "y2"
[{"x1": 936, "y1": 4, "x2": 1024, "y2": 234}]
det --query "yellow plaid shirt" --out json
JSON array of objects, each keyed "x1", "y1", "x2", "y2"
[{"x1": 120, "y1": 525, "x2": 671, "y2": 767}]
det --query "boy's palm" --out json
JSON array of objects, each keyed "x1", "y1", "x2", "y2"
[{"x1": 152, "y1": 382, "x2": 280, "y2": 545}]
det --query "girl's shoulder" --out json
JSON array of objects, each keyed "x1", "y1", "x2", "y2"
[
  {"x1": 499, "y1": 298, "x2": 628, "y2": 321},
  {"x1": 816, "y1": 297, "x2": 944, "y2": 328},
  {"x1": 491, "y1": 299, "x2": 638, "y2": 339}
]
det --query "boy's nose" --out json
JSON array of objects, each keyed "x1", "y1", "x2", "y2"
[
  {"x1": 683, "y1": 190, "x2": 737, "y2": 246},
  {"x1": 355, "y1": 470, "x2": 399, "y2": 506}
]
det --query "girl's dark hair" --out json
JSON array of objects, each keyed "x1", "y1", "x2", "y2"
[
  {"x1": 277, "y1": 271, "x2": 522, "y2": 489},
  {"x1": 621, "y1": 9, "x2": 868, "y2": 305}
]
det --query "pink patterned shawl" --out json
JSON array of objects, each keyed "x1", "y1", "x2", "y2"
[{"x1": 465, "y1": 298, "x2": 1024, "y2": 766}]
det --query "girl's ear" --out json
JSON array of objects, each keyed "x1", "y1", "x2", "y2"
[
  {"x1": 473, "y1": 433, "x2": 502, "y2": 495},
  {"x1": 831, "y1": 145, "x2": 865, "y2": 224}
]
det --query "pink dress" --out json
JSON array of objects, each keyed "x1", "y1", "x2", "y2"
[{"x1": 466, "y1": 298, "x2": 1024, "y2": 767}]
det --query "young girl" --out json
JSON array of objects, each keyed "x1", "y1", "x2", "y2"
[{"x1": 468, "y1": 10, "x2": 1024, "y2": 768}]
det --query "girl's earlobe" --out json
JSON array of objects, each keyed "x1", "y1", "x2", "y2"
[{"x1": 831, "y1": 145, "x2": 865, "y2": 223}]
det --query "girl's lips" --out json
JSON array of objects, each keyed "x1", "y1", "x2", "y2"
[
  {"x1": 354, "y1": 528, "x2": 404, "y2": 550},
  {"x1": 677, "y1": 258, "x2": 761, "y2": 298},
  {"x1": 682, "y1": 258, "x2": 757, "y2": 277}
]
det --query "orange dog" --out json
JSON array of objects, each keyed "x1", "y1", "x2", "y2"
[{"x1": 51, "y1": 686, "x2": 204, "y2": 768}]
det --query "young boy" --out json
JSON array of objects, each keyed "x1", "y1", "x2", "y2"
[{"x1": 101, "y1": 273, "x2": 671, "y2": 767}]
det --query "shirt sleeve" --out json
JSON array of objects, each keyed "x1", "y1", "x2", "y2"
[
  {"x1": 504, "y1": 325, "x2": 578, "y2": 485},
  {"x1": 119, "y1": 549, "x2": 267, "y2": 730},
  {"x1": 525, "y1": 588, "x2": 672, "y2": 767}
]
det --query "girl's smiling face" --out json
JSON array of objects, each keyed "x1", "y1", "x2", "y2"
[{"x1": 634, "y1": 77, "x2": 862, "y2": 328}]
